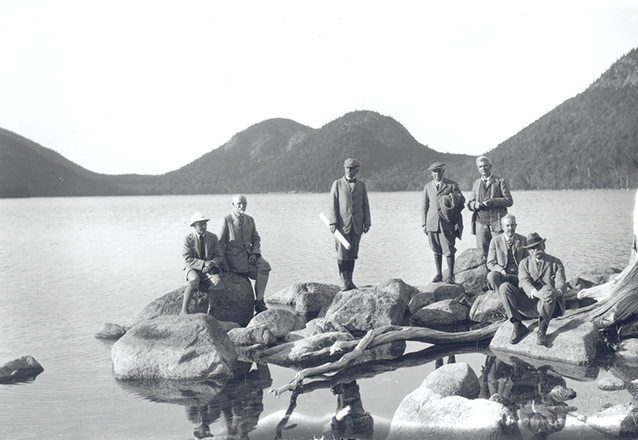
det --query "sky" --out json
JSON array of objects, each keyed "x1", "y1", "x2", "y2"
[{"x1": 1, "y1": 1, "x2": 637, "y2": 175}]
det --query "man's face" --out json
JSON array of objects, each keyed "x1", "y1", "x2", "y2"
[
  {"x1": 233, "y1": 197, "x2": 247, "y2": 215},
  {"x1": 345, "y1": 166, "x2": 359, "y2": 180},
  {"x1": 431, "y1": 169, "x2": 444, "y2": 182},
  {"x1": 529, "y1": 243, "x2": 546, "y2": 260},
  {"x1": 193, "y1": 221, "x2": 207, "y2": 235},
  {"x1": 502, "y1": 218, "x2": 517, "y2": 238},
  {"x1": 477, "y1": 161, "x2": 492, "y2": 178}
]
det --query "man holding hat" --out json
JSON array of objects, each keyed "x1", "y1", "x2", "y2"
[
  {"x1": 181, "y1": 212, "x2": 224, "y2": 315},
  {"x1": 422, "y1": 162, "x2": 465, "y2": 284},
  {"x1": 329, "y1": 158, "x2": 371, "y2": 290},
  {"x1": 500, "y1": 232, "x2": 566, "y2": 346}
]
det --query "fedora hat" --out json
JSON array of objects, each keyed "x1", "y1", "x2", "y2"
[
  {"x1": 189, "y1": 212, "x2": 210, "y2": 227},
  {"x1": 523, "y1": 232, "x2": 546, "y2": 249}
]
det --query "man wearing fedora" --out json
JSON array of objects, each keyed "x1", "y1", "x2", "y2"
[
  {"x1": 422, "y1": 162, "x2": 465, "y2": 284},
  {"x1": 467, "y1": 156, "x2": 513, "y2": 259},
  {"x1": 487, "y1": 214, "x2": 527, "y2": 292},
  {"x1": 328, "y1": 158, "x2": 371, "y2": 290},
  {"x1": 181, "y1": 212, "x2": 224, "y2": 315},
  {"x1": 500, "y1": 232, "x2": 566, "y2": 346}
]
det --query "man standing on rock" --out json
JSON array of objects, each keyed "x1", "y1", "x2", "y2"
[
  {"x1": 181, "y1": 212, "x2": 224, "y2": 315},
  {"x1": 467, "y1": 156, "x2": 513, "y2": 259},
  {"x1": 500, "y1": 232, "x2": 566, "y2": 346},
  {"x1": 422, "y1": 162, "x2": 465, "y2": 284},
  {"x1": 216, "y1": 194, "x2": 271, "y2": 315},
  {"x1": 328, "y1": 158, "x2": 371, "y2": 291},
  {"x1": 486, "y1": 214, "x2": 527, "y2": 292}
]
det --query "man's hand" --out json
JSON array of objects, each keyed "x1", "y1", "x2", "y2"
[
  {"x1": 202, "y1": 261, "x2": 212, "y2": 274},
  {"x1": 422, "y1": 225, "x2": 427, "y2": 234},
  {"x1": 330, "y1": 224, "x2": 336, "y2": 234},
  {"x1": 248, "y1": 253, "x2": 259, "y2": 264},
  {"x1": 363, "y1": 225, "x2": 370, "y2": 234},
  {"x1": 538, "y1": 285, "x2": 559, "y2": 303}
]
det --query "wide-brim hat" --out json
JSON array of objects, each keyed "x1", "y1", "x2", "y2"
[
  {"x1": 428, "y1": 162, "x2": 445, "y2": 171},
  {"x1": 189, "y1": 212, "x2": 210, "y2": 226},
  {"x1": 523, "y1": 232, "x2": 546, "y2": 248},
  {"x1": 344, "y1": 158, "x2": 361, "y2": 168}
]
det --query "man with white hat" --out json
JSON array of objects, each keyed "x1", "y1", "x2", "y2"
[
  {"x1": 328, "y1": 158, "x2": 371, "y2": 290},
  {"x1": 180, "y1": 212, "x2": 224, "y2": 315}
]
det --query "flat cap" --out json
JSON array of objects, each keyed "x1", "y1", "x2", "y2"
[
  {"x1": 343, "y1": 158, "x2": 361, "y2": 168},
  {"x1": 428, "y1": 162, "x2": 445, "y2": 171}
]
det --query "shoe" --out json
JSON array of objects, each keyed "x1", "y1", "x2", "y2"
[
  {"x1": 254, "y1": 299, "x2": 268, "y2": 314},
  {"x1": 537, "y1": 329, "x2": 548, "y2": 346},
  {"x1": 446, "y1": 275, "x2": 455, "y2": 284},
  {"x1": 509, "y1": 324, "x2": 530, "y2": 344},
  {"x1": 432, "y1": 274, "x2": 443, "y2": 283}
]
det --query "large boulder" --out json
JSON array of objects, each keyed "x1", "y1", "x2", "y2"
[
  {"x1": 587, "y1": 403, "x2": 638, "y2": 438},
  {"x1": 228, "y1": 325, "x2": 277, "y2": 347},
  {"x1": 444, "y1": 248, "x2": 489, "y2": 294},
  {"x1": 410, "y1": 299, "x2": 470, "y2": 327},
  {"x1": 408, "y1": 291, "x2": 436, "y2": 315},
  {"x1": 246, "y1": 308, "x2": 305, "y2": 340},
  {"x1": 267, "y1": 282, "x2": 340, "y2": 307},
  {"x1": 321, "y1": 287, "x2": 407, "y2": 335},
  {"x1": 417, "y1": 283, "x2": 466, "y2": 302},
  {"x1": 469, "y1": 291, "x2": 506, "y2": 324},
  {"x1": 377, "y1": 278, "x2": 420, "y2": 305},
  {"x1": 125, "y1": 272, "x2": 254, "y2": 328},
  {"x1": 569, "y1": 266, "x2": 622, "y2": 289},
  {"x1": 421, "y1": 362, "x2": 481, "y2": 399},
  {"x1": 111, "y1": 314, "x2": 237, "y2": 381},
  {"x1": 0, "y1": 356, "x2": 44, "y2": 383}
]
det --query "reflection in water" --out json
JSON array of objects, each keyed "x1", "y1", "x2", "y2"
[{"x1": 330, "y1": 381, "x2": 374, "y2": 440}]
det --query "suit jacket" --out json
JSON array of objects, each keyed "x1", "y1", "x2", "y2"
[
  {"x1": 487, "y1": 233, "x2": 527, "y2": 273},
  {"x1": 422, "y1": 177, "x2": 464, "y2": 233},
  {"x1": 329, "y1": 177, "x2": 371, "y2": 235},
  {"x1": 182, "y1": 231, "x2": 223, "y2": 273},
  {"x1": 467, "y1": 174, "x2": 513, "y2": 234},
  {"x1": 518, "y1": 253, "x2": 567, "y2": 316},
  {"x1": 215, "y1": 212, "x2": 262, "y2": 274}
]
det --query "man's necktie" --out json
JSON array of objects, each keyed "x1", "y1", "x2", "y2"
[{"x1": 199, "y1": 235, "x2": 206, "y2": 259}]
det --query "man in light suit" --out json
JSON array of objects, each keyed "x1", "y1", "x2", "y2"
[
  {"x1": 329, "y1": 158, "x2": 371, "y2": 290},
  {"x1": 216, "y1": 195, "x2": 271, "y2": 314},
  {"x1": 501, "y1": 232, "x2": 567, "y2": 346},
  {"x1": 467, "y1": 156, "x2": 514, "y2": 259},
  {"x1": 422, "y1": 162, "x2": 465, "y2": 284},
  {"x1": 487, "y1": 214, "x2": 527, "y2": 292},
  {"x1": 181, "y1": 212, "x2": 224, "y2": 315}
]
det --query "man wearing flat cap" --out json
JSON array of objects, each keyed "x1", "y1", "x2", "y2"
[
  {"x1": 422, "y1": 162, "x2": 465, "y2": 284},
  {"x1": 499, "y1": 232, "x2": 566, "y2": 346},
  {"x1": 181, "y1": 211, "x2": 224, "y2": 315},
  {"x1": 329, "y1": 158, "x2": 371, "y2": 290}
]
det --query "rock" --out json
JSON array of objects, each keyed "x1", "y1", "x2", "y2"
[
  {"x1": 548, "y1": 385, "x2": 577, "y2": 401},
  {"x1": 408, "y1": 291, "x2": 436, "y2": 315},
  {"x1": 455, "y1": 248, "x2": 486, "y2": 273},
  {"x1": 615, "y1": 338, "x2": 638, "y2": 367},
  {"x1": 587, "y1": 403, "x2": 638, "y2": 438},
  {"x1": 597, "y1": 376, "x2": 626, "y2": 391},
  {"x1": 377, "y1": 278, "x2": 420, "y2": 305},
  {"x1": 0, "y1": 356, "x2": 44, "y2": 383},
  {"x1": 490, "y1": 318, "x2": 600, "y2": 368},
  {"x1": 267, "y1": 282, "x2": 340, "y2": 307},
  {"x1": 259, "y1": 331, "x2": 355, "y2": 367},
  {"x1": 125, "y1": 272, "x2": 254, "y2": 328},
  {"x1": 246, "y1": 308, "x2": 305, "y2": 340},
  {"x1": 284, "y1": 318, "x2": 347, "y2": 342},
  {"x1": 111, "y1": 314, "x2": 237, "y2": 381},
  {"x1": 410, "y1": 299, "x2": 470, "y2": 327},
  {"x1": 421, "y1": 362, "x2": 481, "y2": 399},
  {"x1": 322, "y1": 288, "x2": 407, "y2": 335},
  {"x1": 442, "y1": 249, "x2": 489, "y2": 294},
  {"x1": 295, "y1": 285, "x2": 340, "y2": 315},
  {"x1": 94, "y1": 322, "x2": 127, "y2": 340},
  {"x1": 569, "y1": 266, "x2": 622, "y2": 289},
  {"x1": 116, "y1": 377, "x2": 226, "y2": 407},
  {"x1": 469, "y1": 291, "x2": 506, "y2": 324},
  {"x1": 228, "y1": 325, "x2": 277, "y2": 347}
]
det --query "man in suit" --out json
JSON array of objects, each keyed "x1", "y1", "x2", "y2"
[
  {"x1": 501, "y1": 232, "x2": 567, "y2": 346},
  {"x1": 181, "y1": 212, "x2": 224, "y2": 315},
  {"x1": 422, "y1": 162, "x2": 465, "y2": 284},
  {"x1": 487, "y1": 214, "x2": 527, "y2": 292},
  {"x1": 467, "y1": 156, "x2": 514, "y2": 259},
  {"x1": 329, "y1": 158, "x2": 371, "y2": 290},
  {"x1": 216, "y1": 195, "x2": 271, "y2": 314}
]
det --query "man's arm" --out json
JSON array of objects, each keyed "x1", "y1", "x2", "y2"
[
  {"x1": 214, "y1": 217, "x2": 230, "y2": 269},
  {"x1": 553, "y1": 259, "x2": 567, "y2": 294},
  {"x1": 328, "y1": 180, "x2": 340, "y2": 232},
  {"x1": 362, "y1": 182, "x2": 371, "y2": 233},
  {"x1": 421, "y1": 185, "x2": 429, "y2": 232},
  {"x1": 518, "y1": 259, "x2": 536, "y2": 298},
  {"x1": 489, "y1": 177, "x2": 514, "y2": 208},
  {"x1": 182, "y1": 235, "x2": 205, "y2": 271},
  {"x1": 467, "y1": 180, "x2": 481, "y2": 211},
  {"x1": 486, "y1": 238, "x2": 503, "y2": 273},
  {"x1": 250, "y1": 216, "x2": 262, "y2": 256},
  {"x1": 210, "y1": 235, "x2": 224, "y2": 267}
]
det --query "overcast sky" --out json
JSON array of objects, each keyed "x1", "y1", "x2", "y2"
[{"x1": 1, "y1": 1, "x2": 637, "y2": 175}]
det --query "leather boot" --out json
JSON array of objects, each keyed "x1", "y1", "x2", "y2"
[
  {"x1": 346, "y1": 271, "x2": 357, "y2": 290},
  {"x1": 537, "y1": 317, "x2": 548, "y2": 346},
  {"x1": 432, "y1": 254, "x2": 443, "y2": 282},
  {"x1": 340, "y1": 272, "x2": 350, "y2": 290},
  {"x1": 510, "y1": 319, "x2": 530, "y2": 344},
  {"x1": 446, "y1": 255, "x2": 455, "y2": 284}
]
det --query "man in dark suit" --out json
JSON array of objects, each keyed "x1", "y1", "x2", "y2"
[
  {"x1": 181, "y1": 212, "x2": 224, "y2": 315},
  {"x1": 487, "y1": 214, "x2": 527, "y2": 291},
  {"x1": 329, "y1": 158, "x2": 371, "y2": 290},
  {"x1": 467, "y1": 156, "x2": 514, "y2": 259},
  {"x1": 501, "y1": 232, "x2": 567, "y2": 346},
  {"x1": 422, "y1": 162, "x2": 465, "y2": 284}
]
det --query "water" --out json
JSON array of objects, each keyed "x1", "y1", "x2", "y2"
[{"x1": 0, "y1": 190, "x2": 635, "y2": 440}]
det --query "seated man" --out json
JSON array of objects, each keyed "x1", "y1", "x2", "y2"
[
  {"x1": 181, "y1": 212, "x2": 224, "y2": 315},
  {"x1": 499, "y1": 232, "x2": 566, "y2": 346},
  {"x1": 216, "y1": 195, "x2": 271, "y2": 314},
  {"x1": 487, "y1": 214, "x2": 527, "y2": 291}
]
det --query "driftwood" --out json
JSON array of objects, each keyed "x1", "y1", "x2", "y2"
[{"x1": 269, "y1": 321, "x2": 502, "y2": 397}]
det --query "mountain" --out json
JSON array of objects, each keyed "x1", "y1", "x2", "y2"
[{"x1": 475, "y1": 48, "x2": 638, "y2": 190}]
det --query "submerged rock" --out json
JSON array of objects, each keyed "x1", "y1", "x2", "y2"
[
  {"x1": 422, "y1": 362, "x2": 481, "y2": 399},
  {"x1": 112, "y1": 314, "x2": 237, "y2": 381},
  {"x1": 0, "y1": 355, "x2": 44, "y2": 384},
  {"x1": 94, "y1": 322, "x2": 127, "y2": 340}
]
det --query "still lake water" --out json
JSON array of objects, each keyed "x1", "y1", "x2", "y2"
[{"x1": 0, "y1": 190, "x2": 636, "y2": 440}]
